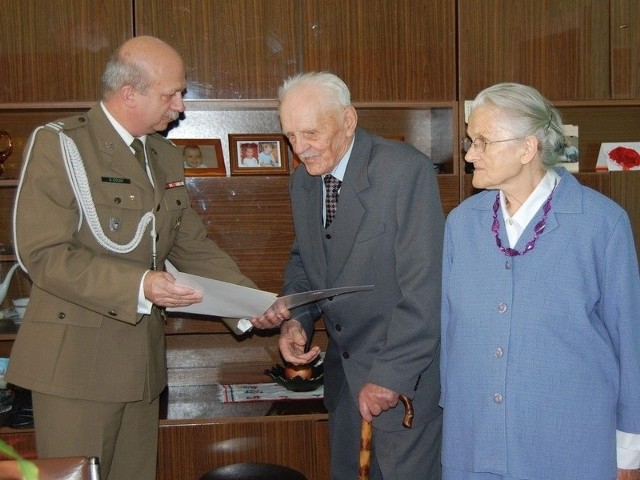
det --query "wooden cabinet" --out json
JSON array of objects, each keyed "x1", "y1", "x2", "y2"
[
  {"x1": 611, "y1": 0, "x2": 640, "y2": 99},
  {"x1": 458, "y1": 0, "x2": 611, "y2": 101},
  {"x1": 135, "y1": 0, "x2": 298, "y2": 100},
  {"x1": 300, "y1": 0, "x2": 456, "y2": 101},
  {"x1": 0, "y1": 1, "x2": 131, "y2": 103},
  {"x1": 135, "y1": 0, "x2": 456, "y2": 101}
]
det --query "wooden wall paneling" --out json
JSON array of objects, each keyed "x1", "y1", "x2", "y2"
[
  {"x1": 458, "y1": 0, "x2": 610, "y2": 101},
  {"x1": 300, "y1": 0, "x2": 456, "y2": 101},
  {"x1": 609, "y1": 171, "x2": 640, "y2": 259},
  {"x1": 186, "y1": 176, "x2": 293, "y2": 294},
  {"x1": 610, "y1": 0, "x2": 640, "y2": 99},
  {"x1": 0, "y1": 0, "x2": 131, "y2": 103},
  {"x1": 135, "y1": 0, "x2": 299, "y2": 99},
  {"x1": 312, "y1": 419, "x2": 330, "y2": 480},
  {"x1": 157, "y1": 418, "x2": 322, "y2": 480},
  {"x1": 355, "y1": 104, "x2": 455, "y2": 172}
]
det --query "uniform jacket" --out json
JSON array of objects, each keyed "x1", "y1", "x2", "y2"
[
  {"x1": 441, "y1": 168, "x2": 640, "y2": 479},
  {"x1": 285, "y1": 128, "x2": 445, "y2": 431},
  {"x1": 7, "y1": 105, "x2": 254, "y2": 402}
]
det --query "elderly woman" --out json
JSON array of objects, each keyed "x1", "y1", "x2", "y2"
[{"x1": 441, "y1": 82, "x2": 640, "y2": 480}]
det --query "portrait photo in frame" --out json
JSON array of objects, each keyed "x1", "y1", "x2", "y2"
[
  {"x1": 172, "y1": 138, "x2": 226, "y2": 177},
  {"x1": 229, "y1": 134, "x2": 289, "y2": 176}
]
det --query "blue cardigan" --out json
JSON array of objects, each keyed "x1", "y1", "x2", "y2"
[{"x1": 441, "y1": 168, "x2": 640, "y2": 479}]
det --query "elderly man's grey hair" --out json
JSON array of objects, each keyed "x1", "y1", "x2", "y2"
[
  {"x1": 472, "y1": 82, "x2": 565, "y2": 167},
  {"x1": 278, "y1": 72, "x2": 351, "y2": 112}
]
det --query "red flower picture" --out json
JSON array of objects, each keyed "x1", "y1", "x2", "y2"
[{"x1": 608, "y1": 146, "x2": 640, "y2": 170}]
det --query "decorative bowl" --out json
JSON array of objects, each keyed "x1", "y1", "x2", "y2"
[{"x1": 264, "y1": 361, "x2": 324, "y2": 392}]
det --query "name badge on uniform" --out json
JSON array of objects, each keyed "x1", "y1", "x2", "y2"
[{"x1": 102, "y1": 176, "x2": 131, "y2": 184}]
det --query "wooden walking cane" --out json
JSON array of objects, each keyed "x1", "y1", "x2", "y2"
[{"x1": 358, "y1": 394, "x2": 414, "y2": 480}]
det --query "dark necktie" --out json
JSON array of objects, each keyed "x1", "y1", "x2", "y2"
[
  {"x1": 130, "y1": 138, "x2": 146, "y2": 172},
  {"x1": 324, "y1": 174, "x2": 342, "y2": 228}
]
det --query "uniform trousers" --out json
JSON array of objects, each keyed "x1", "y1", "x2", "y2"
[{"x1": 32, "y1": 390, "x2": 159, "y2": 480}]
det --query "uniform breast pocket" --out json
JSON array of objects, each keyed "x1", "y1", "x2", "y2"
[{"x1": 91, "y1": 182, "x2": 145, "y2": 242}]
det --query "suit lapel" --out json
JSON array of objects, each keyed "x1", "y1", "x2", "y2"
[
  {"x1": 325, "y1": 130, "x2": 370, "y2": 285},
  {"x1": 300, "y1": 174, "x2": 328, "y2": 279}
]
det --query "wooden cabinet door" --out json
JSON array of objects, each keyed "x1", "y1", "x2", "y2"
[
  {"x1": 0, "y1": 0, "x2": 132, "y2": 103},
  {"x1": 300, "y1": 0, "x2": 456, "y2": 101},
  {"x1": 610, "y1": 0, "x2": 640, "y2": 99},
  {"x1": 458, "y1": 0, "x2": 610, "y2": 101},
  {"x1": 135, "y1": 0, "x2": 298, "y2": 99}
]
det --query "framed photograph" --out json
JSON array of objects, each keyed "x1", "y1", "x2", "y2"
[
  {"x1": 172, "y1": 138, "x2": 226, "y2": 177},
  {"x1": 229, "y1": 134, "x2": 289, "y2": 176}
]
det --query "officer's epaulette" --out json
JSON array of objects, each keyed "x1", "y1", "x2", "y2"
[{"x1": 46, "y1": 114, "x2": 89, "y2": 132}]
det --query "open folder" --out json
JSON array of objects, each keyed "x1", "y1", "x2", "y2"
[{"x1": 164, "y1": 262, "x2": 373, "y2": 334}]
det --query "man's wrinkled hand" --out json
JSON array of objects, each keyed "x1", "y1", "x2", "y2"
[
  {"x1": 250, "y1": 299, "x2": 291, "y2": 330},
  {"x1": 358, "y1": 383, "x2": 400, "y2": 423},
  {"x1": 279, "y1": 319, "x2": 320, "y2": 365}
]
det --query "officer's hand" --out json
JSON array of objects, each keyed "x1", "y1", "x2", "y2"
[{"x1": 143, "y1": 270, "x2": 203, "y2": 307}]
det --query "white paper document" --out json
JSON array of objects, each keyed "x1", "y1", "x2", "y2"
[
  {"x1": 165, "y1": 261, "x2": 277, "y2": 319},
  {"x1": 164, "y1": 262, "x2": 373, "y2": 334}
]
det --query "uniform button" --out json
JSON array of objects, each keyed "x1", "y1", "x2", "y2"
[
  {"x1": 57, "y1": 312, "x2": 66, "y2": 319},
  {"x1": 79, "y1": 117, "x2": 86, "y2": 122},
  {"x1": 493, "y1": 393, "x2": 503, "y2": 404},
  {"x1": 504, "y1": 260, "x2": 511, "y2": 270},
  {"x1": 108, "y1": 310, "x2": 118, "y2": 317},
  {"x1": 342, "y1": 351, "x2": 350, "y2": 359},
  {"x1": 498, "y1": 303, "x2": 508, "y2": 313},
  {"x1": 335, "y1": 324, "x2": 342, "y2": 331},
  {"x1": 176, "y1": 199, "x2": 182, "y2": 206},
  {"x1": 325, "y1": 234, "x2": 331, "y2": 239},
  {"x1": 494, "y1": 347, "x2": 504, "y2": 358},
  {"x1": 114, "y1": 197, "x2": 122, "y2": 204}
]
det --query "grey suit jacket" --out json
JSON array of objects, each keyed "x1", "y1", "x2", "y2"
[
  {"x1": 8, "y1": 105, "x2": 254, "y2": 403},
  {"x1": 284, "y1": 128, "x2": 445, "y2": 431}
]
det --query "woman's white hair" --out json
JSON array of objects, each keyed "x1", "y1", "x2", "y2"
[{"x1": 473, "y1": 82, "x2": 565, "y2": 167}]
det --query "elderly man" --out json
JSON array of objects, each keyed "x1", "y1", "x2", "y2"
[
  {"x1": 8, "y1": 36, "x2": 256, "y2": 480},
  {"x1": 251, "y1": 72, "x2": 445, "y2": 479}
]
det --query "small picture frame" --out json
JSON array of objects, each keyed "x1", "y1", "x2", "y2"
[
  {"x1": 172, "y1": 138, "x2": 226, "y2": 177},
  {"x1": 229, "y1": 134, "x2": 289, "y2": 176}
]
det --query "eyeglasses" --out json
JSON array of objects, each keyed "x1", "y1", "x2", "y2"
[{"x1": 461, "y1": 136, "x2": 525, "y2": 153}]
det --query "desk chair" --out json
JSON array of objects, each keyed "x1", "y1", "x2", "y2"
[
  {"x1": 199, "y1": 462, "x2": 307, "y2": 480},
  {"x1": 0, "y1": 456, "x2": 100, "y2": 480}
]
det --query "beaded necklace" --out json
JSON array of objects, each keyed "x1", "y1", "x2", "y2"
[{"x1": 491, "y1": 186, "x2": 555, "y2": 257}]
